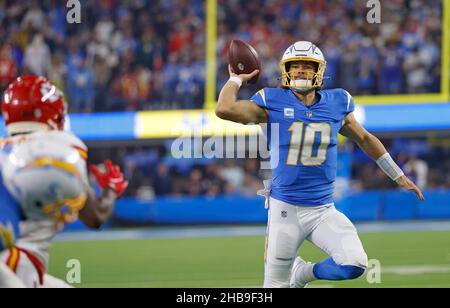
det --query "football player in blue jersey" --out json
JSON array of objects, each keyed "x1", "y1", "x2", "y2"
[{"x1": 216, "y1": 41, "x2": 424, "y2": 288}]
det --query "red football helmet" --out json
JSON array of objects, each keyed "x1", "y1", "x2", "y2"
[{"x1": 2, "y1": 75, "x2": 66, "y2": 135}]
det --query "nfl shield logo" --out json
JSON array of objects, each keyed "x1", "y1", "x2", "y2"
[
  {"x1": 306, "y1": 111, "x2": 313, "y2": 118},
  {"x1": 284, "y1": 108, "x2": 294, "y2": 119}
]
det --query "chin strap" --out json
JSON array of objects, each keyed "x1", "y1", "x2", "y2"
[{"x1": 291, "y1": 87, "x2": 316, "y2": 95}]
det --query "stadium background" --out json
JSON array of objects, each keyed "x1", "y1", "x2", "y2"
[{"x1": 0, "y1": 0, "x2": 450, "y2": 287}]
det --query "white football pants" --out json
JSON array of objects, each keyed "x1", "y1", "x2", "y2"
[
  {"x1": 0, "y1": 261, "x2": 25, "y2": 288},
  {"x1": 263, "y1": 197, "x2": 368, "y2": 288},
  {"x1": 0, "y1": 247, "x2": 44, "y2": 288}
]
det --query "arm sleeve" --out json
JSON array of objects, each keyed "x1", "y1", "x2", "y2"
[
  {"x1": 250, "y1": 89, "x2": 268, "y2": 108},
  {"x1": 343, "y1": 90, "x2": 355, "y2": 116}
]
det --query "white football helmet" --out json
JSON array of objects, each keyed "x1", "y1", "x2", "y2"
[
  {"x1": 280, "y1": 41, "x2": 326, "y2": 92},
  {"x1": 0, "y1": 131, "x2": 89, "y2": 224}
]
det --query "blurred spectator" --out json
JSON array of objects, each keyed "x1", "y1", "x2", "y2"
[
  {"x1": 135, "y1": 178, "x2": 155, "y2": 201},
  {"x1": 91, "y1": 54, "x2": 113, "y2": 112},
  {"x1": 358, "y1": 164, "x2": 388, "y2": 190},
  {"x1": 203, "y1": 163, "x2": 227, "y2": 195},
  {"x1": 339, "y1": 42, "x2": 359, "y2": 93},
  {"x1": 176, "y1": 54, "x2": 202, "y2": 109},
  {"x1": 403, "y1": 47, "x2": 427, "y2": 93},
  {"x1": 47, "y1": 0, "x2": 67, "y2": 45},
  {"x1": 66, "y1": 58, "x2": 96, "y2": 113},
  {"x1": 222, "y1": 160, "x2": 244, "y2": 191},
  {"x1": 184, "y1": 168, "x2": 206, "y2": 196},
  {"x1": 23, "y1": 33, "x2": 50, "y2": 76},
  {"x1": 65, "y1": 36, "x2": 84, "y2": 71},
  {"x1": 111, "y1": 65, "x2": 140, "y2": 110},
  {"x1": 47, "y1": 52, "x2": 66, "y2": 92},
  {"x1": 0, "y1": 44, "x2": 17, "y2": 93},
  {"x1": 95, "y1": 14, "x2": 115, "y2": 44},
  {"x1": 21, "y1": 0, "x2": 46, "y2": 32},
  {"x1": 136, "y1": 26, "x2": 158, "y2": 68},
  {"x1": 153, "y1": 163, "x2": 173, "y2": 196},
  {"x1": 243, "y1": 158, "x2": 262, "y2": 179},
  {"x1": 403, "y1": 155, "x2": 429, "y2": 190},
  {"x1": 124, "y1": 160, "x2": 150, "y2": 197},
  {"x1": 135, "y1": 64, "x2": 153, "y2": 109}
]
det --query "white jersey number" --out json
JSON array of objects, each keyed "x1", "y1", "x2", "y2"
[{"x1": 286, "y1": 122, "x2": 331, "y2": 166}]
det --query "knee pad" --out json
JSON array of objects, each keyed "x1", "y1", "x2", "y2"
[{"x1": 266, "y1": 229, "x2": 298, "y2": 265}]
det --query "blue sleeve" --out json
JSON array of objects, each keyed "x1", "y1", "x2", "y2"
[
  {"x1": 250, "y1": 89, "x2": 268, "y2": 109},
  {"x1": 343, "y1": 89, "x2": 355, "y2": 116}
]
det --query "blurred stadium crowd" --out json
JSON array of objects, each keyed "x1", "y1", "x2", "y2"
[
  {"x1": 0, "y1": 0, "x2": 443, "y2": 113},
  {"x1": 218, "y1": 0, "x2": 443, "y2": 98},
  {"x1": 0, "y1": 0, "x2": 205, "y2": 112},
  {"x1": 88, "y1": 138, "x2": 450, "y2": 199}
]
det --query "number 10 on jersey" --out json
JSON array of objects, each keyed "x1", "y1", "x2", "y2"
[{"x1": 286, "y1": 122, "x2": 331, "y2": 166}]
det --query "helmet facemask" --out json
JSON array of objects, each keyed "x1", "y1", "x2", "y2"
[{"x1": 280, "y1": 58, "x2": 326, "y2": 93}]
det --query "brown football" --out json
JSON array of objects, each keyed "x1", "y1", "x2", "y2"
[{"x1": 228, "y1": 39, "x2": 261, "y2": 84}]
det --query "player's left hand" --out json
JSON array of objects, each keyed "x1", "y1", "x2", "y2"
[
  {"x1": 395, "y1": 175, "x2": 425, "y2": 201},
  {"x1": 89, "y1": 160, "x2": 129, "y2": 198}
]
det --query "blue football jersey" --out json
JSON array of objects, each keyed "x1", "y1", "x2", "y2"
[
  {"x1": 0, "y1": 171, "x2": 21, "y2": 252},
  {"x1": 251, "y1": 88, "x2": 355, "y2": 206}
]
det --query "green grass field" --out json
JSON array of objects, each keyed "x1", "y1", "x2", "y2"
[{"x1": 47, "y1": 230, "x2": 450, "y2": 288}]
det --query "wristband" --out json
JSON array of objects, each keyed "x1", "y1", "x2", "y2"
[
  {"x1": 229, "y1": 76, "x2": 243, "y2": 87},
  {"x1": 376, "y1": 153, "x2": 404, "y2": 181}
]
